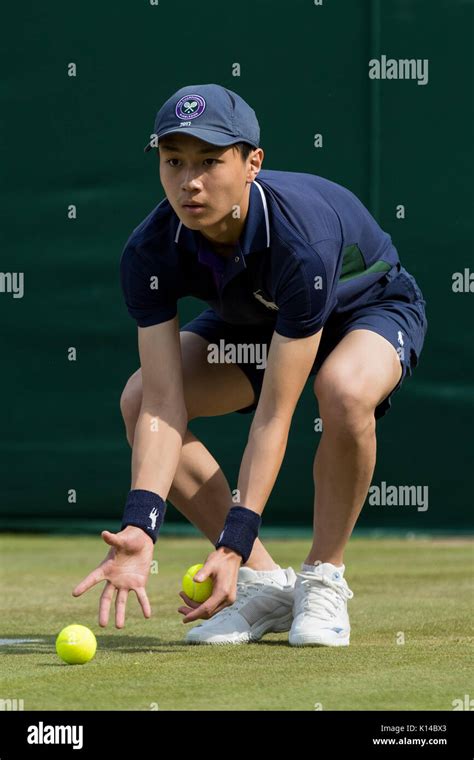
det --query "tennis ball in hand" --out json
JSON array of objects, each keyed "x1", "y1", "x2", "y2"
[
  {"x1": 182, "y1": 563, "x2": 213, "y2": 603},
  {"x1": 55, "y1": 624, "x2": 97, "y2": 665}
]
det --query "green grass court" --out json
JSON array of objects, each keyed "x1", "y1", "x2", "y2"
[{"x1": 1, "y1": 535, "x2": 472, "y2": 711}]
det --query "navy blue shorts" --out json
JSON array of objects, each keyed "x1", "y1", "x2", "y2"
[{"x1": 180, "y1": 265, "x2": 428, "y2": 420}]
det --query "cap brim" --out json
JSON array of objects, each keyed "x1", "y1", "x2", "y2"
[{"x1": 144, "y1": 127, "x2": 252, "y2": 153}]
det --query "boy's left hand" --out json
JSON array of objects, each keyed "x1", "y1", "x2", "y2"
[{"x1": 177, "y1": 547, "x2": 242, "y2": 623}]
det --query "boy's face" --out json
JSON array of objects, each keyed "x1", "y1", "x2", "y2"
[{"x1": 158, "y1": 132, "x2": 263, "y2": 232}]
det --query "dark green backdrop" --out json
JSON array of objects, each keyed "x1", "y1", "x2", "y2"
[{"x1": 1, "y1": 0, "x2": 472, "y2": 535}]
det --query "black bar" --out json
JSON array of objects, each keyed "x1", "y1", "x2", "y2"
[{"x1": 0, "y1": 710, "x2": 472, "y2": 757}]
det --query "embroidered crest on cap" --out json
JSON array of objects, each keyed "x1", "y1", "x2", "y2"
[{"x1": 175, "y1": 94, "x2": 206, "y2": 120}]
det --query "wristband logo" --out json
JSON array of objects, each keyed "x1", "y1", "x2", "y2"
[{"x1": 149, "y1": 508, "x2": 159, "y2": 530}]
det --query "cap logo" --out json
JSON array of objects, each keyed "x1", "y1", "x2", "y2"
[{"x1": 175, "y1": 94, "x2": 206, "y2": 120}]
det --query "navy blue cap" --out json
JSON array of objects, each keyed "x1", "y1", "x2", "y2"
[{"x1": 144, "y1": 83, "x2": 260, "y2": 153}]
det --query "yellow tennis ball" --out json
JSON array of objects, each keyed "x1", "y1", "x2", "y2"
[
  {"x1": 55, "y1": 624, "x2": 97, "y2": 665},
  {"x1": 182, "y1": 563, "x2": 213, "y2": 603}
]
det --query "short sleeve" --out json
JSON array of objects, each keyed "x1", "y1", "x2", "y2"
[
  {"x1": 274, "y1": 239, "x2": 341, "y2": 338},
  {"x1": 120, "y1": 244, "x2": 178, "y2": 328}
]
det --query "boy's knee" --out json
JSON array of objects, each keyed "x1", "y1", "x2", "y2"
[
  {"x1": 314, "y1": 370, "x2": 375, "y2": 436},
  {"x1": 120, "y1": 371, "x2": 142, "y2": 427}
]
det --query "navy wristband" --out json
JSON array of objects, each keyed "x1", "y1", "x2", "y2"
[
  {"x1": 215, "y1": 506, "x2": 261, "y2": 564},
  {"x1": 121, "y1": 489, "x2": 166, "y2": 544}
]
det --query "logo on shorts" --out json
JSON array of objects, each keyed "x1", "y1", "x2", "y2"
[
  {"x1": 397, "y1": 331, "x2": 405, "y2": 361},
  {"x1": 175, "y1": 95, "x2": 206, "y2": 120}
]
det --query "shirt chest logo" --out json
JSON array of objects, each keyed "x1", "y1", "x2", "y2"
[{"x1": 253, "y1": 289, "x2": 279, "y2": 311}]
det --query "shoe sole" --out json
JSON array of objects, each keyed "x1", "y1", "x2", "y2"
[
  {"x1": 185, "y1": 611, "x2": 293, "y2": 646},
  {"x1": 289, "y1": 633, "x2": 350, "y2": 647}
]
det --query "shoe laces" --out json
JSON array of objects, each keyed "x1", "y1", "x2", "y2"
[
  {"x1": 215, "y1": 581, "x2": 263, "y2": 618},
  {"x1": 298, "y1": 573, "x2": 353, "y2": 620}
]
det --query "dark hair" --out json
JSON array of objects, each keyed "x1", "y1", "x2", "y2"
[
  {"x1": 232, "y1": 142, "x2": 256, "y2": 161},
  {"x1": 157, "y1": 138, "x2": 255, "y2": 161}
]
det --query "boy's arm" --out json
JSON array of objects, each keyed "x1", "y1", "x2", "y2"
[
  {"x1": 131, "y1": 316, "x2": 188, "y2": 495},
  {"x1": 235, "y1": 328, "x2": 323, "y2": 513},
  {"x1": 73, "y1": 316, "x2": 187, "y2": 629}
]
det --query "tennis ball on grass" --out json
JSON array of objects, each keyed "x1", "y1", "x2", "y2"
[
  {"x1": 55, "y1": 624, "x2": 97, "y2": 665},
  {"x1": 182, "y1": 563, "x2": 213, "y2": 603}
]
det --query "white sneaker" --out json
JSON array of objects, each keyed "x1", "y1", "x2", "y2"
[
  {"x1": 184, "y1": 566, "x2": 296, "y2": 645},
  {"x1": 289, "y1": 561, "x2": 354, "y2": 647}
]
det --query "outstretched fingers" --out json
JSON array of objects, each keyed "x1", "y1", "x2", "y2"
[
  {"x1": 134, "y1": 587, "x2": 152, "y2": 619},
  {"x1": 99, "y1": 581, "x2": 115, "y2": 627},
  {"x1": 72, "y1": 568, "x2": 105, "y2": 598},
  {"x1": 115, "y1": 588, "x2": 129, "y2": 629}
]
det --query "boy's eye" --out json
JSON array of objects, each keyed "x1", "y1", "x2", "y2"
[{"x1": 165, "y1": 158, "x2": 219, "y2": 167}]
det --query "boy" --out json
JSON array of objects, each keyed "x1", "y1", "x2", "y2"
[{"x1": 73, "y1": 83, "x2": 427, "y2": 646}]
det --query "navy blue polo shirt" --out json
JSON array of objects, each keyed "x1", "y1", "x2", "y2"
[{"x1": 119, "y1": 170, "x2": 400, "y2": 339}]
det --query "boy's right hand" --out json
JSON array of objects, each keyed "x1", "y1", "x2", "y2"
[{"x1": 72, "y1": 526, "x2": 154, "y2": 629}]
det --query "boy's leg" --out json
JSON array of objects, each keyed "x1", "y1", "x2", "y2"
[
  {"x1": 290, "y1": 328, "x2": 404, "y2": 647},
  {"x1": 120, "y1": 331, "x2": 278, "y2": 571},
  {"x1": 308, "y1": 328, "x2": 403, "y2": 566}
]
